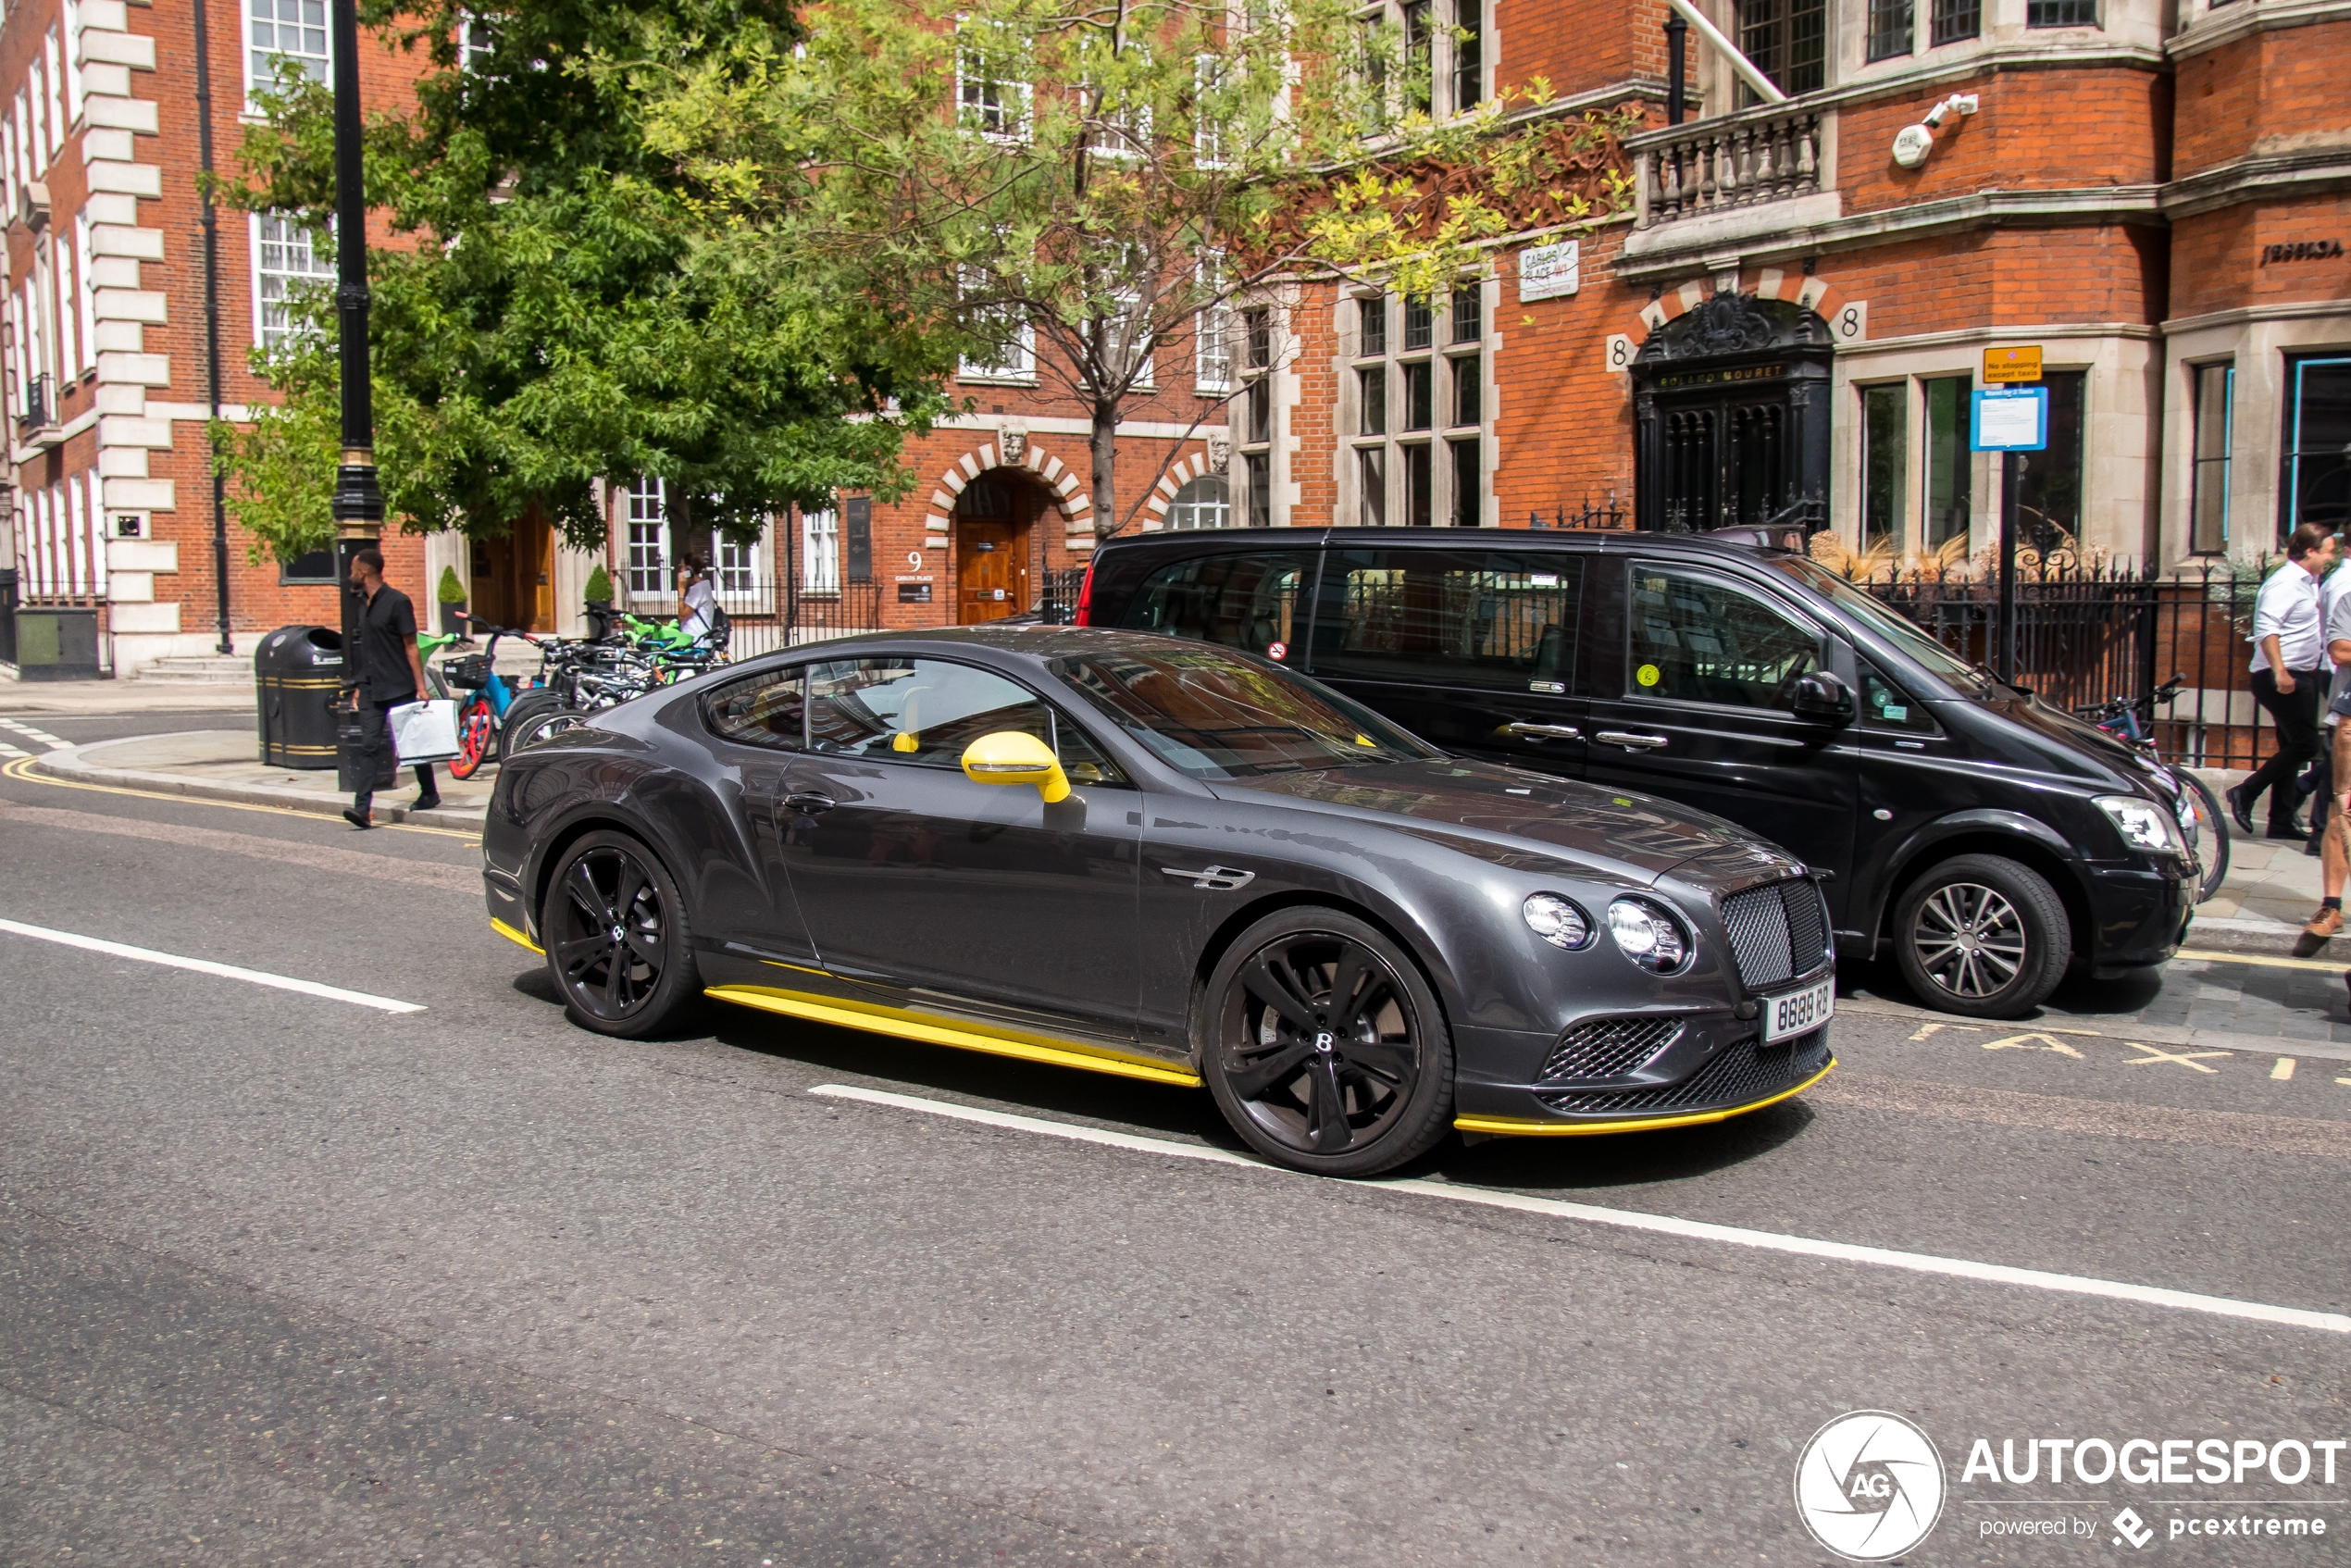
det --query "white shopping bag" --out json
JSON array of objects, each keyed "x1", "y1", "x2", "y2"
[{"x1": 388, "y1": 698, "x2": 462, "y2": 765}]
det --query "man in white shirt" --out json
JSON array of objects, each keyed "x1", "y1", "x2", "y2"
[
  {"x1": 2229, "y1": 523, "x2": 2339, "y2": 840},
  {"x1": 2302, "y1": 555, "x2": 2351, "y2": 854},
  {"x1": 2294, "y1": 586, "x2": 2351, "y2": 952}
]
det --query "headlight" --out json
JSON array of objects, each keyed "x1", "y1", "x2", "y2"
[
  {"x1": 1523, "y1": 892, "x2": 1594, "y2": 950},
  {"x1": 2096, "y1": 794, "x2": 2185, "y2": 857},
  {"x1": 1606, "y1": 898, "x2": 1691, "y2": 974}
]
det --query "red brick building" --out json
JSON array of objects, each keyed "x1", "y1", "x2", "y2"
[{"x1": 4, "y1": 0, "x2": 2345, "y2": 676}]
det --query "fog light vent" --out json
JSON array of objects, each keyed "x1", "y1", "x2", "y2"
[{"x1": 1537, "y1": 1016, "x2": 1686, "y2": 1084}]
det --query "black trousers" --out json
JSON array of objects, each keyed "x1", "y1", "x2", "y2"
[
  {"x1": 2244, "y1": 666, "x2": 2326, "y2": 828},
  {"x1": 353, "y1": 698, "x2": 438, "y2": 813}
]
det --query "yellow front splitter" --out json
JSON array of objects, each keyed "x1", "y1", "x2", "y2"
[
  {"x1": 1454, "y1": 1058, "x2": 1835, "y2": 1138},
  {"x1": 706, "y1": 983, "x2": 1204, "y2": 1089},
  {"x1": 491, "y1": 918, "x2": 543, "y2": 954}
]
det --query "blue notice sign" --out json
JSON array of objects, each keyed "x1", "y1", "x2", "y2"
[{"x1": 1972, "y1": 385, "x2": 2048, "y2": 452}]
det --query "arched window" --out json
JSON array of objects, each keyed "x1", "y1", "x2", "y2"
[{"x1": 1168, "y1": 475, "x2": 1232, "y2": 529}]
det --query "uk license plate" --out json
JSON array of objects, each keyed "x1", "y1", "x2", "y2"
[{"x1": 1761, "y1": 976, "x2": 1835, "y2": 1043}]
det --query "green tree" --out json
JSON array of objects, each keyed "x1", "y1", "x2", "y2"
[
  {"x1": 217, "y1": 0, "x2": 957, "y2": 567},
  {"x1": 636, "y1": 0, "x2": 1632, "y2": 536}
]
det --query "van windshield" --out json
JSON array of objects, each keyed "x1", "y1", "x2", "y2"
[{"x1": 1767, "y1": 557, "x2": 1989, "y2": 694}]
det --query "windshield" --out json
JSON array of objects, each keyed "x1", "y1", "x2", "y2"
[
  {"x1": 1768, "y1": 557, "x2": 1990, "y2": 692},
  {"x1": 1051, "y1": 646, "x2": 1439, "y2": 779}
]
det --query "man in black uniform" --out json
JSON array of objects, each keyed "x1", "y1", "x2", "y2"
[{"x1": 343, "y1": 546, "x2": 440, "y2": 828}]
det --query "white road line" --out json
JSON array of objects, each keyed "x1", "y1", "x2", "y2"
[
  {"x1": 809, "y1": 1083, "x2": 2351, "y2": 1338},
  {"x1": 0, "y1": 742, "x2": 25, "y2": 758},
  {"x1": 0, "y1": 718, "x2": 67, "y2": 749},
  {"x1": 0, "y1": 917, "x2": 426, "y2": 1014}
]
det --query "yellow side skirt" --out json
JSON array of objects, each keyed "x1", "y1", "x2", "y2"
[
  {"x1": 491, "y1": 918, "x2": 543, "y2": 955},
  {"x1": 705, "y1": 983, "x2": 1205, "y2": 1089},
  {"x1": 1454, "y1": 1058, "x2": 1835, "y2": 1138}
]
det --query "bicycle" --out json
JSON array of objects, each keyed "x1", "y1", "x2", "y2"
[
  {"x1": 2077, "y1": 674, "x2": 2230, "y2": 903},
  {"x1": 439, "y1": 621, "x2": 545, "y2": 779}
]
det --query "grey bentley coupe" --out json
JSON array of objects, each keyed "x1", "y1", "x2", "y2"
[{"x1": 482, "y1": 626, "x2": 1835, "y2": 1176}]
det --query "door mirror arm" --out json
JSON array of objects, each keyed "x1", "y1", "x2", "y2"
[{"x1": 1791, "y1": 671, "x2": 1857, "y2": 724}]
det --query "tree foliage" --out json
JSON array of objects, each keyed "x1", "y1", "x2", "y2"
[
  {"x1": 216, "y1": 1, "x2": 957, "y2": 566},
  {"x1": 632, "y1": 0, "x2": 1636, "y2": 535}
]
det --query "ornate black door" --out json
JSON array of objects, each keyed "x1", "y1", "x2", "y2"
[{"x1": 1633, "y1": 292, "x2": 1833, "y2": 533}]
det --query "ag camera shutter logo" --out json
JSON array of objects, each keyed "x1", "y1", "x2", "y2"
[{"x1": 1794, "y1": 1411, "x2": 1947, "y2": 1561}]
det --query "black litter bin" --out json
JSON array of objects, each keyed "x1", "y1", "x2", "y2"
[{"x1": 255, "y1": 625, "x2": 346, "y2": 769}]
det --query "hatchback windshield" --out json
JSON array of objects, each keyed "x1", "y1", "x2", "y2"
[
  {"x1": 1767, "y1": 556, "x2": 1990, "y2": 692},
  {"x1": 1052, "y1": 646, "x2": 1437, "y2": 778}
]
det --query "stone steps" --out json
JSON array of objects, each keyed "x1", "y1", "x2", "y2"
[{"x1": 133, "y1": 654, "x2": 254, "y2": 685}]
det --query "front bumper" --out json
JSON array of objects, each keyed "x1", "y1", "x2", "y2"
[
  {"x1": 2084, "y1": 861, "x2": 2192, "y2": 974},
  {"x1": 1453, "y1": 1026, "x2": 1835, "y2": 1137}
]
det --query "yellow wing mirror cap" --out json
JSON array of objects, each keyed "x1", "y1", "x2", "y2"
[{"x1": 960, "y1": 730, "x2": 1071, "y2": 803}]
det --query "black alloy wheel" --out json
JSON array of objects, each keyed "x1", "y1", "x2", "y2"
[
  {"x1": 542, "y1": 830, "x2": 700, "y2": 1038},
  {"x1": 1200, "y1": 908, "x2": 1452, "y2": 1176},
  {"x1": 1891, "y1": 852, "x2": 2071, "y2": 1019}
]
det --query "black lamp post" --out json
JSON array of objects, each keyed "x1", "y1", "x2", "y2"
[
  {"x1": 1663, "y1": 10, "x2": 1687, "y2": 126},
  {"x1": 329, "y1": 0, "x2": 382, "y2": 785}
]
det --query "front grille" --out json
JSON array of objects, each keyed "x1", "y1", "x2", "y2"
[
  {"x1": 1535, "y1": 1030, "x2": 1831, "y2": 1115},
  {"x1": 1537, "y1": 1016, "x2": 1685, "y2": 1084},
  {"x1": 1720, "y1": 877, "x2": 1832, "y2": 991}
]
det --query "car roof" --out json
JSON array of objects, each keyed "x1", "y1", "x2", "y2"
[
  {"x1": 1093, "y1": 526, "x2": 1800, "y2": 562},
  {"x1": 749, "y1": 623, "x2": 1202, "y2": 666}
]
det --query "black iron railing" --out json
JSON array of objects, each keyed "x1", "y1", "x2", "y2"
[
  {"x1": 1853, "y1": 561, "x2": 2270, "y2": 772},
  {"x1": 1033, "y1": 566, "x2": 1088, "y2": 624}
]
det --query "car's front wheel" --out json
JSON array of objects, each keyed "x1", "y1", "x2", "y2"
[
  {"x1": 1892, "y1": 852, "x2": 2071, "y2": 1018},
  {"x1": 541, "y1": 829, "x2": 701, "y2": 1038},
  {"x1": 1200, "y1": 909, "x2": 1453, "y2": 1176}
]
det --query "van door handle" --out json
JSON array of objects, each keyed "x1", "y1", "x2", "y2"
[
  {"x1": 1596, "y1": 731, "x2": 1671, "y2": 751},
  {"x1": 1502, "y1": 722, "x2": 1583, "y2": 741},
  {"x1": 783, "y1": 791, "x2": 837, "y2": 815}
]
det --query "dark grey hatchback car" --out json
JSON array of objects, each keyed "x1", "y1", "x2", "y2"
[{"x1": 484, "y1": 627, "x2": 1836, "y2": 1176}]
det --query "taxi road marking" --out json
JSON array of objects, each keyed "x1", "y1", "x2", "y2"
[
  {"x1": 2274, "y1": 1058, "x2": 2297, "y2": 1081},
  {"x1": 2176, "y1": 948, "x2": 2349, "y2": 975},
  {"x1": 809, "y1": 1083, "x2": 2351, "y2": 1338},
  {"x1": 1983, "y1": 1032, "x2": 2085, "y2": 1059},
  {"x1": 2120, "y1": 1042, "x2": 2233, "y2": 1075},
  {"x1": 0, "y1": 916, "x2": 425, "y2": 1014}
]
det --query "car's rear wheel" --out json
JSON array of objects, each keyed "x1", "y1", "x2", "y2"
[
  {"x1": 1200, "y1": 909, "x2": 1452, "y2": 1176},
  {"x1": 541, "y1": 829, "x2": 700, "y2": 1038},
  {"x1": 1892, "y1": 853, "x2": 2070, "y2": 1018}
]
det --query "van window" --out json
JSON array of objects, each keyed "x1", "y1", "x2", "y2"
[
  {"x1": 1314, "y1": 549, "x2": 1583, "y2": 691},
  {"x1": 1118, "y1": 551, "x2": 1312, "y2": 661},
  {"x1": 1860, "y1": 663, "x2": 1940, "y2": 735},
  {"x1": 1628, "y1": 568, "x2": 1822, "y2": 710}
]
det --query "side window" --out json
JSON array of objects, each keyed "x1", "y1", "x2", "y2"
[
  {"x1": 1628, "y1": 569, "x2": 1821, "y2": 710},
  {"x1": 806, "y1": 657, "x2": 1125, "y2": 783},
  {"x1": 1119, "y1": 551, "x2": 1312, "y2": 659},
  {"x1": 1860, "y1": 663, "x2": 1939, "y2": 735},
  {"x1": 1315, "y1": 548, "x2": 1582, "y2": 692},
  {"x1": 704, "y1": 666, "x2": 806, "y2": 749}
]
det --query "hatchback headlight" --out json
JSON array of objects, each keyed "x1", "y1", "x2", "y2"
[
  {"x1": 2096, "y1": 794, "x2": 2185, "y2": 857},
  {"x1": 1523, "y1": 892, "x2": 1594, "y2": 951},
  {"x1": 1606, "y1": 898, "x2": 1691, "y2": 974}
]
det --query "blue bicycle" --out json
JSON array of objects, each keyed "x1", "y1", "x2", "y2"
[
  {"x1": 2077, "y1": 674, "x2": 2229, "y2": 903},
  {"x1": 441, "y1": 623, "x2": 536, "y2": 780}
]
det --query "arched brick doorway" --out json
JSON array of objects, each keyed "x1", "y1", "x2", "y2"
[{"x1": 952, "y1": 469, "x2": 1052, "y2": 623}]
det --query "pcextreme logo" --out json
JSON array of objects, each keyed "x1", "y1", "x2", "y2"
[{"x1": 1794, "y1": 1411, "x2": 1948, "y2": 1562}]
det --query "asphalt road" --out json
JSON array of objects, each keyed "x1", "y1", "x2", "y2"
[{"x1": 3, "y1": 711, "x2": 2347, "y2": 1566}]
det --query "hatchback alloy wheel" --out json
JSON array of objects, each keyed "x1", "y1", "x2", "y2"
[
  {"x1": 541, "y1": 830, "x2": 700, "y2": 1036},
  {"x1": 1909, "y1": 881, "x2": 2025, "y2": 1000},
  {"x1": 1202, "y1": 910, "x2": 1453, "y2": 1176}
]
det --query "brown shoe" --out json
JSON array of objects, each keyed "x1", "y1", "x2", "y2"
[{"x1": 2294, "y1": 906, "x2": 2343, "y2": 958}]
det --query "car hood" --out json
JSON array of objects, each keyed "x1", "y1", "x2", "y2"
[
  {"x1": 1207, "y1": 759, "x2": 1805, "y2": 887},
  {"x1": 1951, "y1": 691, "x2": 2146, "y2": 790}
]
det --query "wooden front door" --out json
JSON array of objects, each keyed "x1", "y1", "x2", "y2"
[
  {"x1": 956, "y1": 518, "x2": 1031, "y2": 624},
  {"x1": 468, "y1": 511, "x2": 555, "y2": 631}
]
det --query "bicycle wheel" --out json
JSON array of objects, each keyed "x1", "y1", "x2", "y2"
[
  {"x1": 2179, "y1": 773, "x2": 2230, "y2": 903},
  {"x1": 448, "y1": 696, "x2": 496, "y2": 779},
  {"x1": 508, "y1": 703, "x2": 586, "y2": 753}
]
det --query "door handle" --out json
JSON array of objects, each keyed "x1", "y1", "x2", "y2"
[
  {"x1": 1502, "y1": 722, "x2": 1583, "y2": 741},
  {"x1": 783, "y1": 791, "x2": 837, "y2": 815},
  {"x1": 1596, "y1": 731, "x2": 1671, "y2": 751}
]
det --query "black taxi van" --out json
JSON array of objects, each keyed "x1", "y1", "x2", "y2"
[{"x1": 1077, "y1": 527, "x2": 2197, "y2": 1018}]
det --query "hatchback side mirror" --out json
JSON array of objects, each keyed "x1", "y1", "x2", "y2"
[
  {"x1": 1792, "y1": 671, "x2": 1857, "y2": 724},
  {"x1": 961, "y1": 730, "x2": 1071, "y2": 803}
]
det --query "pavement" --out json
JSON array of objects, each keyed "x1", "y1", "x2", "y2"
[{"x1": 4, "y1": 704, "x2": 2350, "y2": 1566}]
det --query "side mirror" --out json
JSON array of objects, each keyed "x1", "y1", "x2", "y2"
[
  {"x1": 960, "y1": 730, "x2": 1071, "y2": 803},
  {"x1": 1792, "y1": 671, "x2": 1857, "y2": 724}
]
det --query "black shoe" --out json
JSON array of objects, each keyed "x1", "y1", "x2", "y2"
[
  {"x1": 342, "y1": 807, "x2": 373, "y2": 830},
  {"x1": 413, "y1": 794, "x2": 442, "y2": 813},
  {"x1": 2307, "y1": 835, "x2": 2325, "y2": 857},
  {"x1": 2269, "y1": 819, "x2": 2309, "y2": 841},
  {"x1": 2226, "y1": 784, "x2": 2256, "y2": 835}
]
